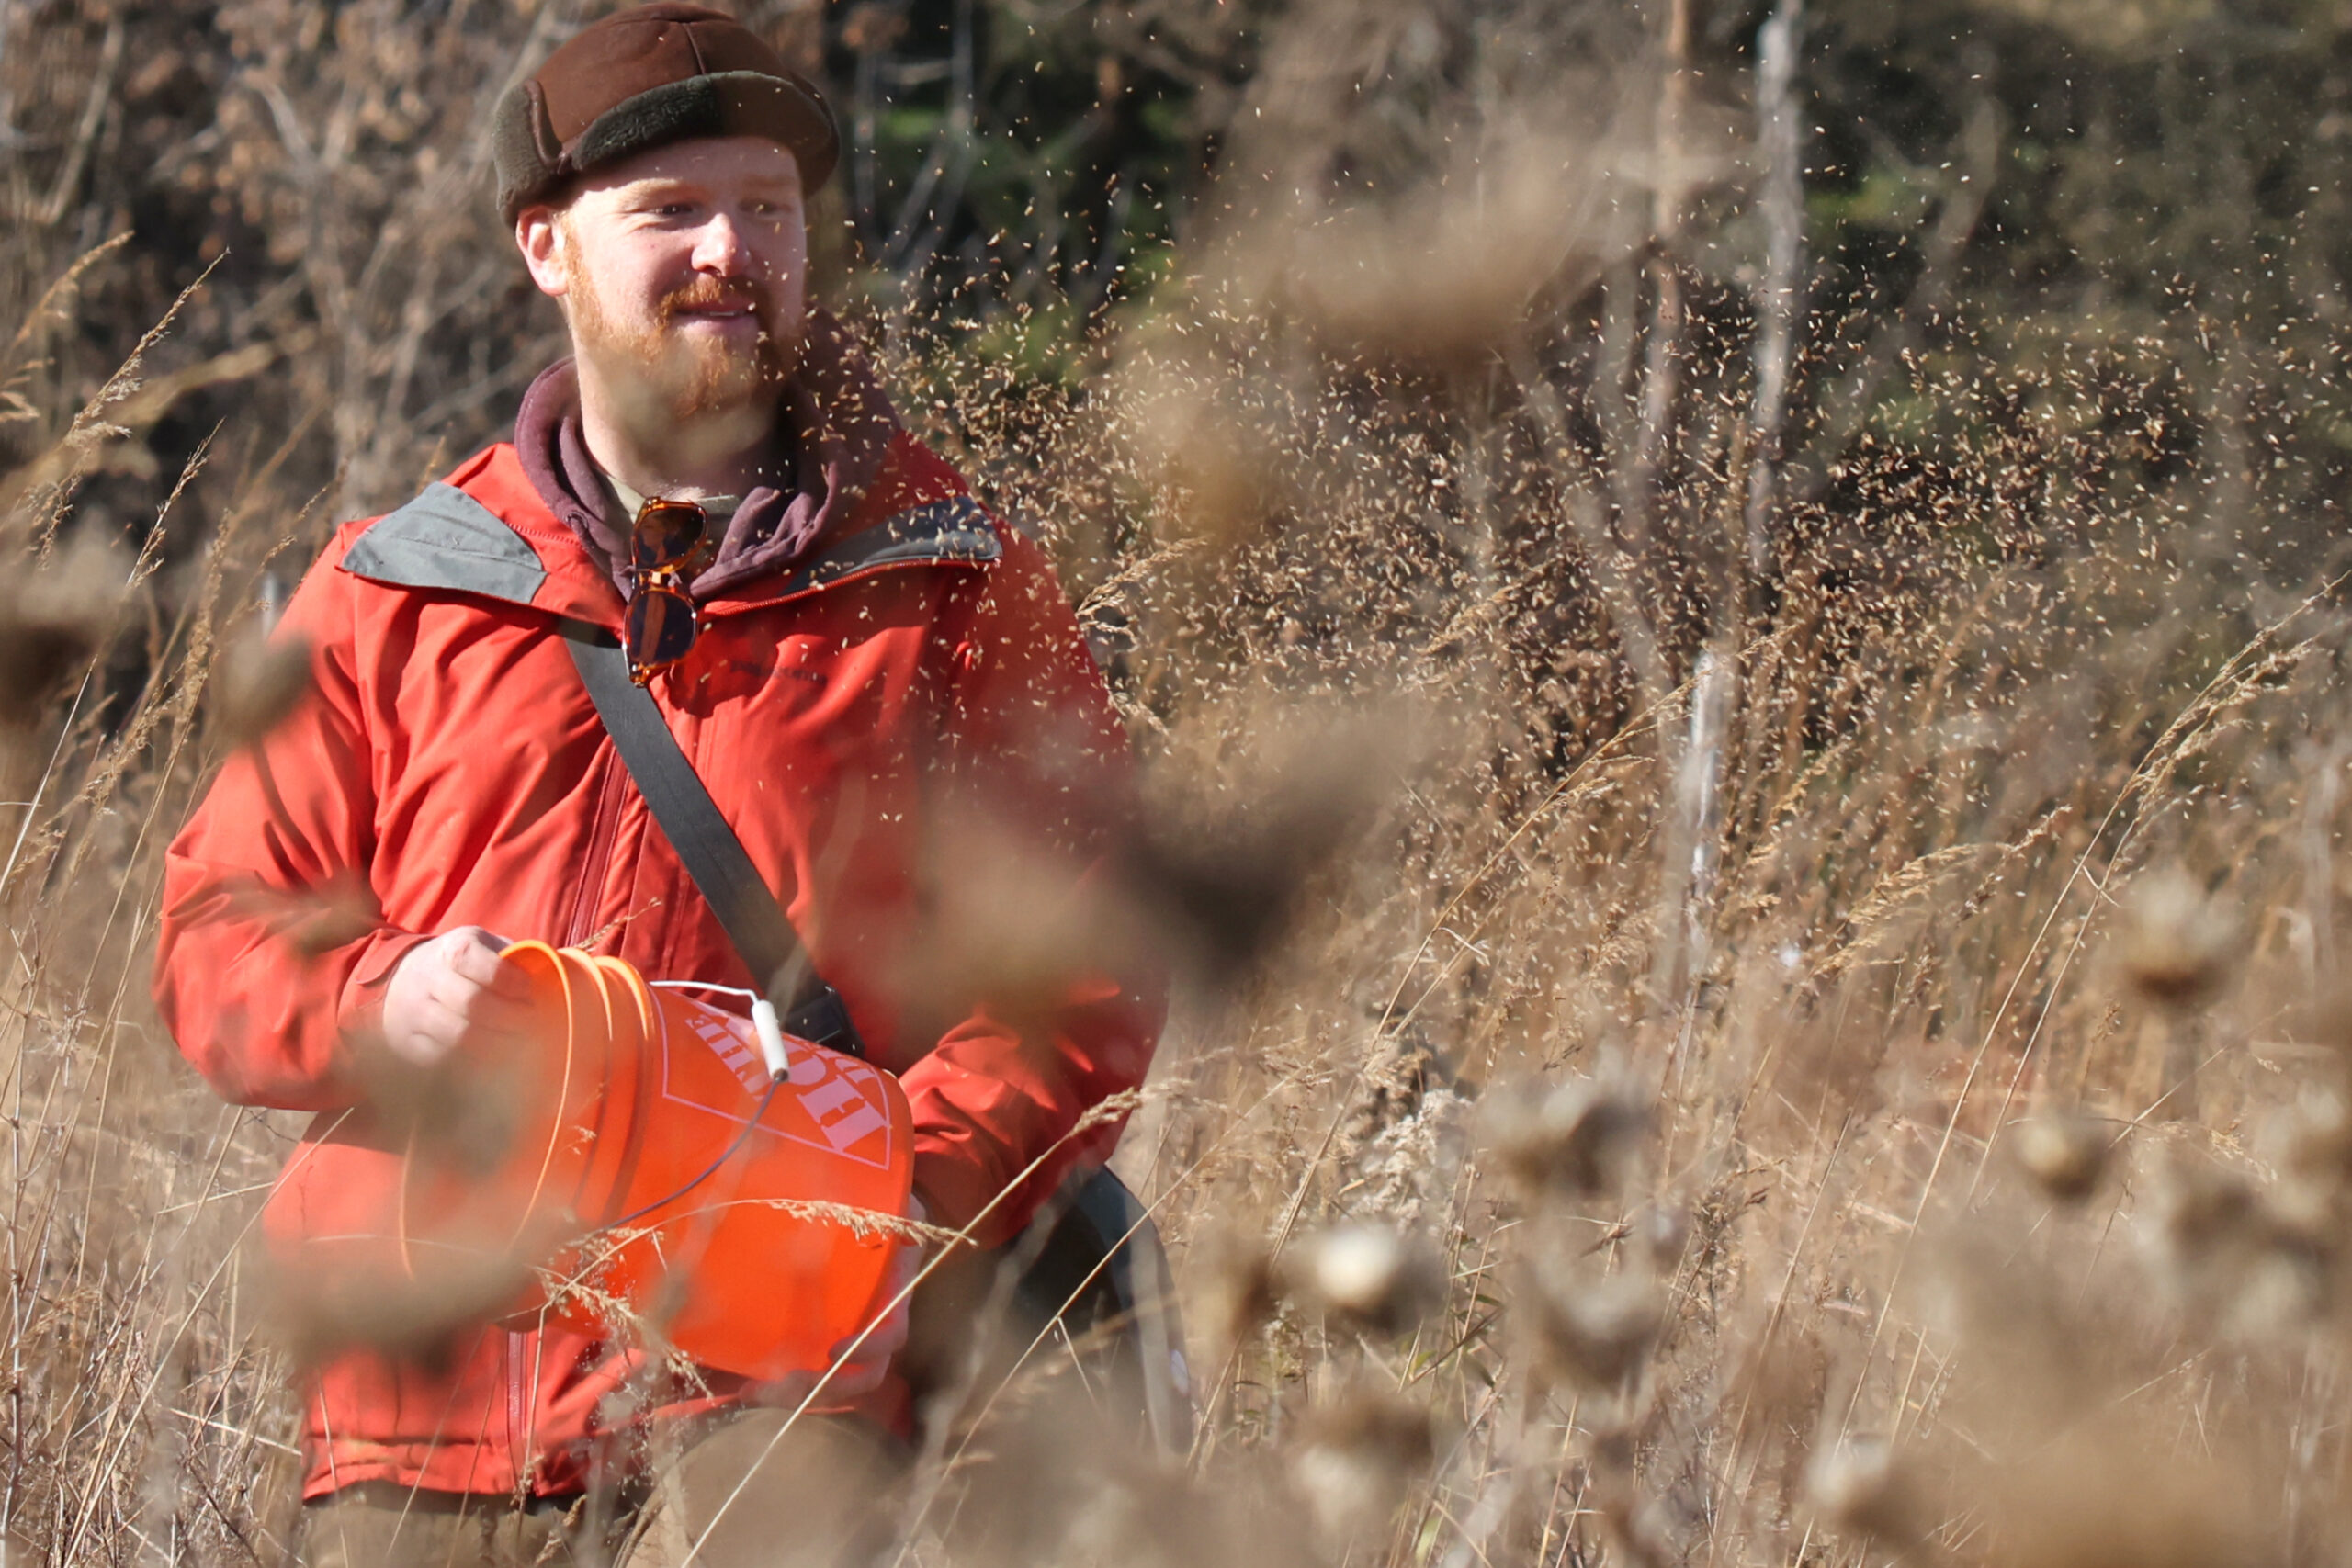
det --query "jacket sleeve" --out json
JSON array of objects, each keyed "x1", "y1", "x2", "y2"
[
  {"x1": 153, "y1": 535, "x2": 428, "y2": 1111},
  {"x1": 896, "y1": 528, "x2": 1166, "y2": 1248}
]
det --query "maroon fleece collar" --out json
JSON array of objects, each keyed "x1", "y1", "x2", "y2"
[{"x1": 514, "y1": 305, "x2": 900, "y2": 601}]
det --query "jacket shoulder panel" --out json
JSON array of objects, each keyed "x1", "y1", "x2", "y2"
[
  {"x1": 778, "y1": 494, "x2": 1001, "y2": 596},
  {"x1": 340, "y1": 482, "x2": 548, "y2": 606}
]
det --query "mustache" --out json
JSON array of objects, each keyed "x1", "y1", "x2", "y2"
[{"x1": 659, "y1": 276, "x2": 768, "y2": 322}]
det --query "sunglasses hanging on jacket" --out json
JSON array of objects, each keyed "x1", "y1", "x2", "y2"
[{"x1": 625, "y1": 496, "x2": 709, "y2": 684}]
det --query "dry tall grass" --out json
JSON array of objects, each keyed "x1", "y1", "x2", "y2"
[{"x1": 3, "y1": 1, "x2": 2348, "y2": 1565}]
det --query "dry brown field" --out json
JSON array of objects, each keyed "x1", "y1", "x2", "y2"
[{"x1": 2, "y1": 2, "x2": 2345, "y2": 1564}]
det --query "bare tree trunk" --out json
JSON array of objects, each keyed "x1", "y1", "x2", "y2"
[
  {"x1": 2303, "y1": 741, "x2": 2344, "y2": 1003},
  {"x1": 1743, "y1": 0, "x2": 1804, "y2": 581},
  {"x1": 1663, "y1": 0, "x2": 1800, "y2": 1073},
  {"x1": 1635, "y1": 0, "x2": 1692, "y2": 529},
  {"x1": 1665, "y1": 647, "x2": 1736, "y2": 1077}
]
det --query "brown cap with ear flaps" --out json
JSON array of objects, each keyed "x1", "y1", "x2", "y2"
[{"x1": 493, "y1": 3, "x2": 839, "y2": 220}]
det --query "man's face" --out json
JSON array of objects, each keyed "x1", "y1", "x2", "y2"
[{"x1": 519, "y1": 135, "x2": 808, "y2": 427}]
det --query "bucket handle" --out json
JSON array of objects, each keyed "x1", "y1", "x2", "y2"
[{"x1": 650, "y1": 980, "x2": 796, "y2": 1083}]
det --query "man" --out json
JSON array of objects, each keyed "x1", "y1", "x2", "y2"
[{"x1": 152, "y1": 5, "x2": 1161, "y2": 1562}]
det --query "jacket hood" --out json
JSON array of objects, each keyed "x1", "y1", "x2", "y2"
[{"x1": 515, "y1": 304, "x2": 901, "y2": 602}]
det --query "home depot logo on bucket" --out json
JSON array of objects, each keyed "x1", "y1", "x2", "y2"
[{"x1": 670, "y1": 996, "x2": 895, "y2": 1167}]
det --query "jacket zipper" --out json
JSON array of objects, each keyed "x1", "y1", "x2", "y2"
[
  {"x1": 506, "y1": 1328, "x2": 532, "y2": 1489},
  {"x1": 564, "y1": 750, "x2": 629, "y2": 948},
  {"x1": 513, "y1": 555, "x2": 950, "y2": 1461},
  {"x1": 514, "y1": 737, "x2": 628, "y2": 1488}
]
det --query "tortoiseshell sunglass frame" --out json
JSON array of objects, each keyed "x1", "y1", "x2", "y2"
[{"x1": 625, "y1": 497, "x2": 708, "y2": 685}]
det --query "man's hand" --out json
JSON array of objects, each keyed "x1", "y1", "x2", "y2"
[{"x1": 379, "y1": 926, "x2": 535, "y2": 1066}]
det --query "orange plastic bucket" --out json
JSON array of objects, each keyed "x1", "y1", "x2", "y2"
[{"x1": 271, "y1": 942, "x2": 912, "y2": 1383}]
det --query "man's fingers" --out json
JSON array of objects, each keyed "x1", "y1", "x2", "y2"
[
  {"x1": 423, "y1": 960, "x2": 535, "y2": 1029},
  {"x1": 385, "y1": 998, "x2": 469, "y2": 1066},
  {"x1": 380, "y1": 927, "x2": 533, "y2": 1067},
  {"x1": 409, "y1": 974, "x2": 537, "y2": 1055},
  {"x1": 444, "y1": 928, "x2": 529, "y2": 998},
  {"x1": 453, "y1": 989, "x2": 539, "y2": 1040}
]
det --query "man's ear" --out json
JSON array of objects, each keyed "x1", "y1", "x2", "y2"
[{"x1": 516, "y1": 204, "x2": 570, "y2": 299}]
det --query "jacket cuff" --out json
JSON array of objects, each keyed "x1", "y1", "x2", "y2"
[{"x1": 336, "y1": 928, "x2": 431, "y2": 1043}]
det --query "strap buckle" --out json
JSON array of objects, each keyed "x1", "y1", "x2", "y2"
[{"x1": 783, "y1": 984, "x2": 865, "y2": 1059}]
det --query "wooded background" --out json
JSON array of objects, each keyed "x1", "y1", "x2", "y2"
[{"x1": 8, "y1": 0, "x2": 2347, "y2": 625}]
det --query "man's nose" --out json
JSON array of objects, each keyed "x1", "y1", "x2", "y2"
[{"x1": 691, "y1": 214, "x2": 752, "y2": 276}]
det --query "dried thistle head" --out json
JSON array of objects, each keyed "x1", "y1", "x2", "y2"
[
  {"x1": 1123, "y1": 709, "x2": 1412, "y2": 984},
  {"x1": 2145, "y1": 1153, "x2": 2260, "y2": 1261},
  {"x1": 1221, "y1": 128, "x2": 1617, "y2": 369},
  {"x1": 0, "y1": 539, "x2": 122, "y2": 727},
  {"x1": 2271, "y1": 1089, "x2": 2352, "y2": 1217},
  {"x1": 2306, "y1": 983, "x2": 2352, "y2": 1082},
  {"x1": 1194, "y1": 1228, "x2": 1278, "y2": 1348},
  {"x1": 944, "y1": 1378, "x2": 1310, "y2": 1568},
  {"x1": 1482, "y1": 1076, "x2": 1649, "y2": 1204},
  {"x1": 1636, "y1": 1201, "x2": 1690, "y2": 1268},
  {"x1": 280, "y1": 873, "x2": 380, "y2": 958},
  {"x1": 2142, "y1": 1151, "x2": 2325, "y2": 1337},
  {"x1": 2116, "y1": 867, "x2": 2234, "y2": 1010},
  {"x1": 889, "y1": 808, "x2": 1150, "y2": 1042},
  {"x1": 1808, "y1": 1438, "x2": 1928, "y2": 1551},
  {"x1": 2013, "y1": 1110, "x2": 2112, "y2": 1203},
  {"x1": 211, "y1": 625, "x2": 312, "y2": 747},
  {"x1": 1289, "y1": 1387, "x2": 1436, "y2": 1540},
  {"x1": 1982, "y1": 1423, "x2": 2283, "y2": 1568},
  {"x1": 1282, "y1": 1224, "x2": 1445, "y2": 1337},
  {"x1": 268, "y1": 1243, "x2": 539, "y2": 1371},
  {"x1": 1111, "y1": 334, "x2": 1282, "y2": 545},
  {"x1": 345, "y1": 1034, "x2": 526, "y2": 1182},
  {"x1": 218, "y1": 871, "x2": 382, "y2": 959},
  {"x1": 1725, "y1": 1320, "x2": 1829, "y2": 1448},
  {"x1": 1521, "y1": 1256, "x2": 1661, "y2": 1393}
]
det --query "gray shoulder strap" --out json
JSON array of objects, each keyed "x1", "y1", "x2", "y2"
[{"x1": 341, "y1": 482, "x2": 547, "y2": 605}]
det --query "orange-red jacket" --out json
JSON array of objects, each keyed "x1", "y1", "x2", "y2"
[{"x1": 153, "y1": 433, "x2": 1159, "y2": 1497}]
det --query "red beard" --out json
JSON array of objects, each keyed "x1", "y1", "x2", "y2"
[{"x1": 568, "y1": 263, "x2": 798, "y2": 421}]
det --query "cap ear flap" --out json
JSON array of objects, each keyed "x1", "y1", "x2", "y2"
[
  {"x1": 526, "y1": 81, "x2": 565, "y2": 167},
  {"x1": 493, "y1": 80, "x2": 572, "y2": 220}
]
